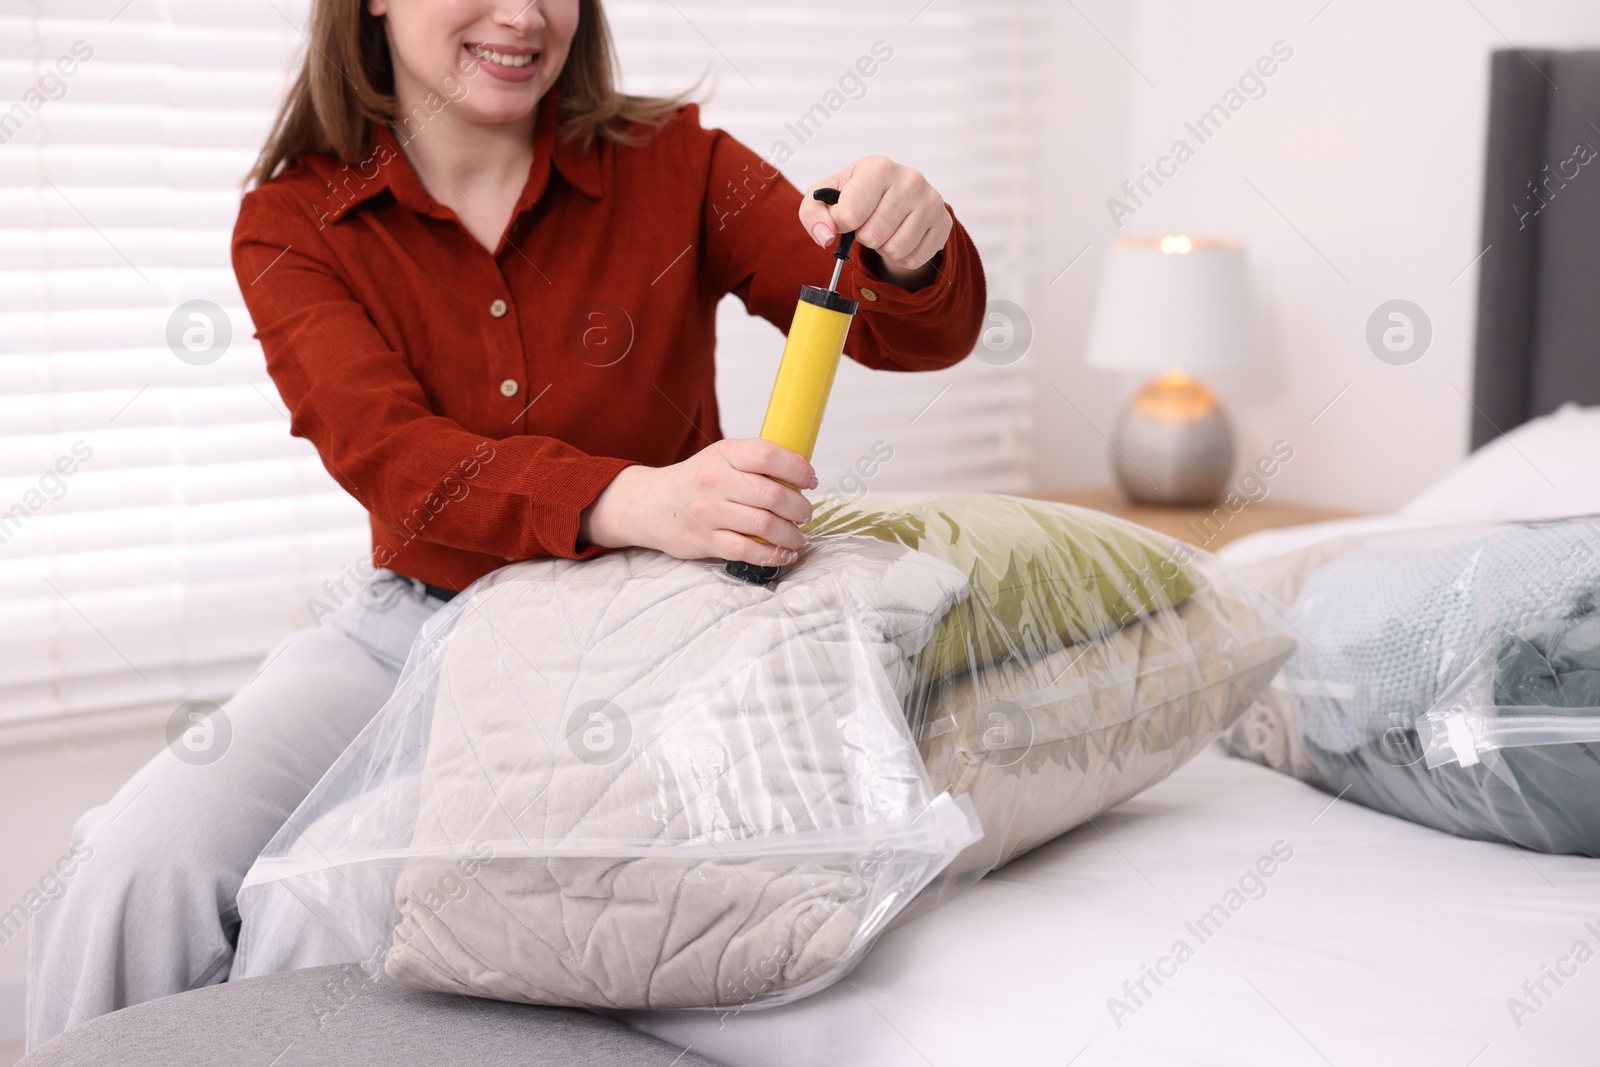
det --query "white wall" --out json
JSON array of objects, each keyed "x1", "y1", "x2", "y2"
[
  {"x1": 1025, "y1": 0, "x2": 1137, "y2": 501},
  {"x1": 1030, "y1": 0, "x2": 1600, "y2": 511}
]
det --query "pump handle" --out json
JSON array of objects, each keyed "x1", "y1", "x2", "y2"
[{"x1": 811, "y1": 188, "x2": 856, "y2": 262}]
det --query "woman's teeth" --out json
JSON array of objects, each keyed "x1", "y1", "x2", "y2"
[{"x1": 469, "y1": 45, "x2": 534, "y2": 68}]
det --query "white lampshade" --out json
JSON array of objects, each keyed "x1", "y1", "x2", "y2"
[{"x1": 1083, "y1": 235, "x2": 1256, "y2": 374}]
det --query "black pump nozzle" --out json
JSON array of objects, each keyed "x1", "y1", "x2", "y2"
[
  {"x1": 725, "y1": 560, "x2": 781, "y2": 585},
  {"x1": 813, "y1": 187, "x2": 855, "y2": 291}
]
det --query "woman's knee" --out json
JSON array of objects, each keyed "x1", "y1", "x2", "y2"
[{"x1": 65, "y1": 624, "x2": 399, "y2": 893}]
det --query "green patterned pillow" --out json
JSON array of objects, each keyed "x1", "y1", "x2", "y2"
[{"x1": 802, "y1": 492, "x2": 1202, "y2": 684}]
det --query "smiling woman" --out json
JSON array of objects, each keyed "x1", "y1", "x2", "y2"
[
  {"x1": 246, "y1": 0, "x2": 687, "y2": 190},
  {"x1": 229, "y1": 0, "x2": 982, "y2": 585},
  {"x1": 24, "y1": 0, "x2": 988, "y2": 1051}
]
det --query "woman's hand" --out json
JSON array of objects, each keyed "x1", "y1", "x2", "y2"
[
  {"x1": 579, "y1": 440, "x2": 817, "y2": 566},
  {"x1": 798, "y1": 156, "x2": 952, "y2": 291}
]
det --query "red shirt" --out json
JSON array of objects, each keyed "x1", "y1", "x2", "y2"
[{"x1": 231, "y1": 89, "x2": 986, "y2": 591}]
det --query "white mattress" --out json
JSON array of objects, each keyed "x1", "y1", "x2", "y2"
[{"x1": 624, "y1": 744, "x2": 1600, "y2": 1066}]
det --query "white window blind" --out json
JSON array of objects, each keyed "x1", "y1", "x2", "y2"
[{"x1": 0, "y1": 0, "x2": 1034, "y2": 729}]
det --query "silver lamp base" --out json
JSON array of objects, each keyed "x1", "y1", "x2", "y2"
[{"x1": 1110, "y1": 372, "x2": 1234, "y2": 506}]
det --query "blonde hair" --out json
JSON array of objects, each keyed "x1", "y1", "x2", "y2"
[{"x1": 246, "y1": 0, "x2": 686, "y2": 188}]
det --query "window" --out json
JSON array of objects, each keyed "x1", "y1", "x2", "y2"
[{"x1": 0, "y1": 0, "x2": 1033, "y2": 727}]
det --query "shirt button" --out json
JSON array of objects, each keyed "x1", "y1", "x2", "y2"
[
  {"x1": 490, "y1": 298, "x2": 508, "y2": 318},
  {"x1": 499, "y1": 379, "x2": 519, "y2": 398},
  {"x1": 859, "y1": 287, "x2": 879, "y2": 302}
]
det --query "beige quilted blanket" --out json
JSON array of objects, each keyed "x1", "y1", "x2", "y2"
[{"x1": 385, "y1": 536, "x2": 978, "y2": 1010}]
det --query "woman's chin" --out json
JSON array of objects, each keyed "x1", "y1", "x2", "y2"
[{"x1": 461, "y1": 97, "x2": 544, "y2": 128}]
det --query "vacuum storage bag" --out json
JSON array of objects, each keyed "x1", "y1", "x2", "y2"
[
  {"x1": 236, "y1": 536, "x2": 982, "y2": 1011},
  {"x1": 236, "y1": 494, "x2": 1294, "y2": 1012},
  {"x1": 801, "y1": 494, "x2": 1296, "y2": 914},
  {"x1": 1224, "y1": 515, "x2": 1600, "y2": 856}
]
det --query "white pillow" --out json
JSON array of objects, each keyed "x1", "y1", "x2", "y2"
[
  {"x1": 1222, "y1": 404, "x2": 1600, "y2": 568},
  {"x1": 1218, "y1": 513, "x2": 1440, "y2": 567},
  {"x1": 1402, "y1": 402, "x2": 1600, "y2": 522}
]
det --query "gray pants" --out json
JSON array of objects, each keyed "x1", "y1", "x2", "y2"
[{"x1": 26, "y1": 571, "x2": 448, "y2": 1050}]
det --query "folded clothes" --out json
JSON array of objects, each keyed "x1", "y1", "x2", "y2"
[
  {"x1": 1224, "y1": 516, "x2": 1600, "y2": 857},
  {"x1": 1495, "y1": 616, "x2": 1600, "y2": 710},
  {"x1": 237, "y1": 536, "x2": 981, "y2": 1012},
  {"x1": 1285, "y1": 520, "x2": 1600, "y2": 753},
  {"x1": 1301, "y1": 733, "x2": 1600, "y2": 857},
  {"x1": 234, "y1": 495, "x2": 1291, "y2": 1011}
]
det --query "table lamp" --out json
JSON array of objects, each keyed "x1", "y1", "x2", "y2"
[{"x1": 1083, "y1": 234, "x2": 1255, "y2": 506}]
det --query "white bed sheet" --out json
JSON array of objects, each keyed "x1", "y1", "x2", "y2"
[{"x1": 624, "y1": 745, "x2": 1600, "y2": 1066}]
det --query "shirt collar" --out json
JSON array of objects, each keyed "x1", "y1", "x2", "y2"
[{"x1": 314, "y1": 86, "x2": 604, "y2": 227}]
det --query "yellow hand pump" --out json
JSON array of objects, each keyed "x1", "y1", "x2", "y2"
[{"x1": 725, "y1": 187, "x2": 859, "y2": 585}]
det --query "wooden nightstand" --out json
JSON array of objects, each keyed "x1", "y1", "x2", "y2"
[{"x1": 1028, "y1": 486, "x2": 1356, "y2": 550}]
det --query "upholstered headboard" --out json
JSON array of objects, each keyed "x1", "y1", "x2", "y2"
[{"x1": 1471, "y1": 49, "x2": 1600, "y2": 448}]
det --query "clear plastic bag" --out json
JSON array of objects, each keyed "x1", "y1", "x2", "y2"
[
  {"x1": 1419, "y1": 704, "x2": 1600, "y2": 767},
  {"x1": 1419, "y1": 610, "x2": 1600, "y2": 767},
  {"x1": 908, "y1": 582, "x2": 1295, "y2": 904},
  {"x1": 1224, "y1": 515, "x2": 1600, "y2": 856},
  {"x1": 236, "y1": 536, "x2": 980, "y2": 1011},
  {"x1": 235, "y1": 494, "x2": 1294, "y2": 1011}
]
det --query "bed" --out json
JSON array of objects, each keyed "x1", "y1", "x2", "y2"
[
  {"x1": 617, "y1": 45, "x2": 1600, "y2": 1066},
  {"x1": 624, "y1": 744, "x2": 1600, "y2": 1065}
]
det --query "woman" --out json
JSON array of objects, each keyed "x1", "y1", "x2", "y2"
[{"x1": 27, "y1": 0, "x2": 984, "y2": 1047}]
